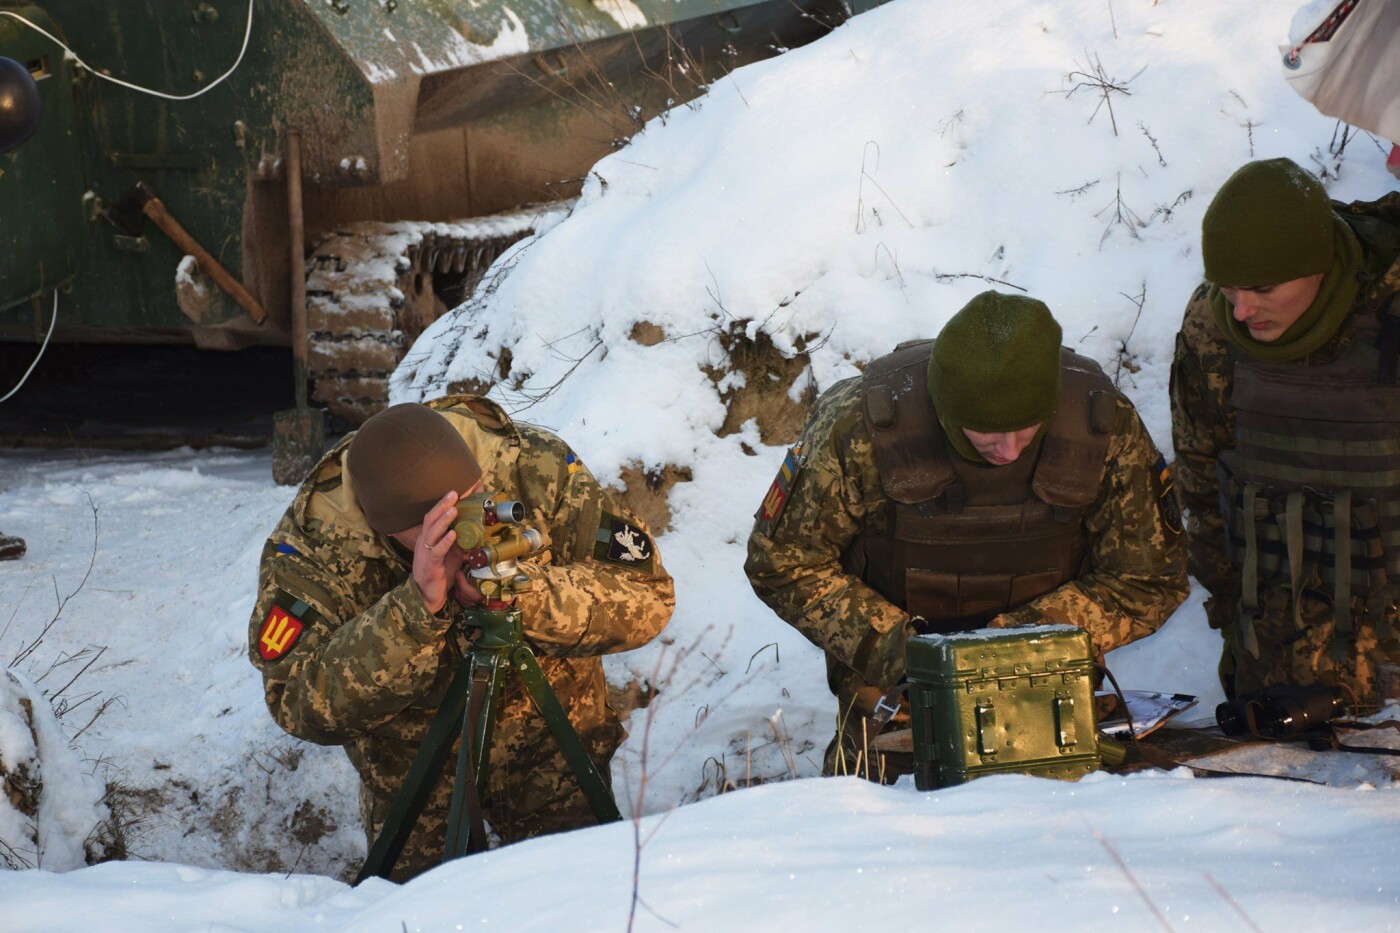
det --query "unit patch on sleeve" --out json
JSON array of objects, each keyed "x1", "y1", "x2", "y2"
[
  {"x1": 755, "y1": 443, "x2": 805, "y2": 537},
  {"x1": 594, "y1": 514, "x2": 655, "y2": 573},
  {"x1": 258, "y1": 600, "x2": 308, "y2": 661},
  {"x1": 1153, "y1": 455, "x2": 1183, "y2": 535}
]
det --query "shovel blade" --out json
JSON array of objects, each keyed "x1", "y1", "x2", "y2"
[{"x1": 272, "y1": 407, "x2": 326, "y2": 486}]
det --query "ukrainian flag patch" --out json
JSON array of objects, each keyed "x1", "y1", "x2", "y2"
[{"x1": 756, "y1": 443, "x2": 804, "y2": 537}]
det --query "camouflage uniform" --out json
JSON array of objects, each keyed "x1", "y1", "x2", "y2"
[
  {"x1": 249, "y1": 395, "x2": 674, "y2": 880},
  {"x1": 746, "y1": 363, "x2": 1188, "y2": 777},
  {"x1": 1171, "y1": 235, "x2": 1400, "y2": 702}
]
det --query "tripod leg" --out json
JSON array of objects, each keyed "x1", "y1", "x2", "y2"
[
  {"x1": 511, "y1": 645, "x2": 622, "y2": 824},
  {"x1": 355, "y1": 661, "x2": 473, "y2": 884},
  {"x1": 444, "y1": 651, "x2": 504, "y2": 859}
]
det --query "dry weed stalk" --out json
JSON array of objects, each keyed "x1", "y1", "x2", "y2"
[
  {"x1": 1092, "y1": 824, "x2": 1173, "y2": 932},
  {"x1": 1203, "y1": 872, "x2": 1264, "y2": 932},
  {"x1": 9, "y1": 493, "x2": 99, "y2": 670},
  {"x1": 1095, "y1": 173, "x2": 1147, "y2": 246},
  {"x1": 1113, "y1": 282, "x2": 1147, "y2": 388},
  {"x1": 1056, "y1": 52, "x2": 1146, "y2": 137},
  {"x1": 855, "y1": 140, "x2": 914, "y2": 234}
]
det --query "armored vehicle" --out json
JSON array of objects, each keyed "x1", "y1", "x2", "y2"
[{"x1": 0, "y1": 0, "x2": 873, "y2": 422}]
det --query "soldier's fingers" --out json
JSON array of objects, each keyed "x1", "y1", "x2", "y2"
[{"x1": 422, "y1": 490, "x2": 460, "y2": 531}]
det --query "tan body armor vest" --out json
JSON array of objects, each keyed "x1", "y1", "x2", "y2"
[
  {"x1": 1220, "y1": 306, "x2": 1400, "y2": 642},
  {"x1": 841, "y1": 342, "x2": 1117, "y2": 633}
]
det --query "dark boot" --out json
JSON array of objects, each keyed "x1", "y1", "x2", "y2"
[{"x1": 0, "y1": 533, "x2": 25, "y2": 561}]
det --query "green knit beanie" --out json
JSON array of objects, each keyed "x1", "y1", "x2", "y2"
[
  {"x1": 928, "y1": 291, "x2": 1063, "y2": 435},
  {"x1": 1201, "y1": 158, "x2": 1334, "y2": 287},
  {"x1": 346, "y1": 403, "x2": 482, "y2": 534}
]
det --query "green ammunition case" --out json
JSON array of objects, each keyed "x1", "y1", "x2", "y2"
[{"x1": 906, "y1": 625, "x2": 1100, "y2": 790}]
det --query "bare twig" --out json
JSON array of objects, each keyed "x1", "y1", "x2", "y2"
[
  {"x1": 1138, "y1": 121, "x2": 1166, "y2": 167},
  {"x1": 855, "y1": 140, "x2": 913, "y2": 233},
  {"x1": 1055, "y1": 180, "x2": 1102, "y2": 201},
  {"x1": 767, "y1": 709, "x2": 799, "y2": 779},
  {"x1": 1055, "y1": 52, "x2": 1146, "y2": 137},
  {"x1": 1203, "y1": 872, "x2": 1264, "y2": 933},
  {"x1": 932, "y1": 271, "x2": 1028, "y2": 292},
  {"x1": 1093, "y1": 826, "x2": 1174, "y2": 932},
  {"x1": 1148, "y1": 190, "x2": 1193, "y2": 225},
  {"x1": 1094, "y1": 173, "x2": 1147, "y2": 247},
  {"x1": 745, "y1": 642, "x2": 779, "y2": 674},
  {"x1": 10, "y1": 492, "x2": 100, "y2": 669},
  {"x1": 500, "y1": 335, "x2": 604, "y2": 414},
  {"x1": 1113, "y1": 283, "x2": 1147, "y2": 388}
]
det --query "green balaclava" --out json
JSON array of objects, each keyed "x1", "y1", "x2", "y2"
[
  {"x1": 1201, "y1": 157, "x2": 1363, "y2": 361},
  {"x1": 346, "y1": 403, "x2": 482, "y2": 535},
  {"x1": 927, "y1": 291, "x2": 1063, "y2": 462}
]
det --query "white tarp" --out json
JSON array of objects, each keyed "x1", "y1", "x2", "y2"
[{"x1": 1283, "y1": 0, "x2": 1400, "y2": 143}]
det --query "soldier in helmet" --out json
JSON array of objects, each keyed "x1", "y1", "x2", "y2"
[
  {"x1": 249, "y1": 397, "x2": 674, "y2": 880},
  {"x1": 1171, "y1": 157, "x2": 1400, "y2": 704},
  {"x1": 745, "y1": 291, "x2": 1189, "y2": 780}
]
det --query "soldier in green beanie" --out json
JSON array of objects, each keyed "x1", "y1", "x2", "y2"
[
  {"x1": 747, "y1": 290, "x2": 1188, "y2": 782},
  {"x1": 1172, "y1": 158, "x2": 1400, "y2": 705},
  {"x1": 249, "y1": 397, "x2": 674, "y2": 880}
]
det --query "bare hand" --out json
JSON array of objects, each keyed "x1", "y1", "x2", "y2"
[{"x1": 411, "y1": 491, "x2": 464, "y2": 614}]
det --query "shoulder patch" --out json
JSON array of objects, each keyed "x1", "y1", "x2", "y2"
[
  {"x1": 1153, "y1": 455, "x2": 1184, "y2": 535},
  {"x1": 257, "y1": 598, "x2": 310, "y2": 661},
  {"x1": 755, "y1": 443, "x2": 805, "y2": 537},
  {"x1": 275, "y1": 543, "x2": 301, "y2": 557},
  {"x1": 594, "y1": 513, "x2": 655, "y2": 573},
  {"x1": 566, "y1": 451, "x2": 582, "y2": 475}
]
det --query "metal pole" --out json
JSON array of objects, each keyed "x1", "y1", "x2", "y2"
[{"x1": 287, "y1": 126, "x2": 307, "y2": 409}]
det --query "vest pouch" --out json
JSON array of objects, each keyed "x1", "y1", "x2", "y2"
[
  {"x1": 1219, "y1": 459, "x2": 1287, "y2": 583},
  {"x1": 906, "y1": 568, "x2": 1066, "y2": 631},
  {"x1": 1223, "y1": 459, "x2": 1393, "y2": 637},
  {"x1": 1010, "y1": 568, "x2": 1067, "y2": 606},
  {"x1": 905, "y1": 569, "x2": 963, "y2": 624},
  {"x1": 1313, "y1": 491, "x2": 1389, "y2": 596}
]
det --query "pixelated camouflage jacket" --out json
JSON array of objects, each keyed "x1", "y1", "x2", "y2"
[
  {"x1": 1170, "y1": 209, "x2": 1400, "y2": 631},
  {"x1": 248, "y1": 395, "x2": 674, "y2": 845},
  {"x1": 745, "y1": 367, "x2": 1188, "y2": 699}
]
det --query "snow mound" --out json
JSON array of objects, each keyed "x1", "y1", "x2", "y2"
[
  {"x1": 0, "y1": 669, "x2": 113, "y2": 871},
  {"x1": 391, "y1": 0, "x2": 1399, "y2": 808}
]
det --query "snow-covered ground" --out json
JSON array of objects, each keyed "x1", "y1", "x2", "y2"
[{"x1": 3, "y1": 0, "x2": 1400, "y2": 927}]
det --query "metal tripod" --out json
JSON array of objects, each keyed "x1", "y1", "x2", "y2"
[{"x1": 356, "y1": 595, "x2": 621, "y2": 882}]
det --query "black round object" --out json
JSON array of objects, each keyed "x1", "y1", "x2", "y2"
[{"x1": 0, "y1": 56, "x2": 42, "y2": 154}]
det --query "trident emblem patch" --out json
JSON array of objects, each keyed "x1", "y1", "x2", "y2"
[{"x1": 258, "y1": 606, "x2": 304, "y2": 661}]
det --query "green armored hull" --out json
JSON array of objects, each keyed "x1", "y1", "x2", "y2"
[{"x1": 0, "y1": 0, "x2": 881, "y2": 419}]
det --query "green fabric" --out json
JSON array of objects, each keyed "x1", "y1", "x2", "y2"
[
  {"x1": 928, "y1": 291, "x2": 1062, "y2": 451},
  {"x1": 1209, "y1": 214, "x2": 1363, "y2": 362},
  {"x1": 346, "y1": 403, "x2": 483, "y2": 534},
  {"x1": 1202, "y1": 158, "x2": 1333, "y2": 287}
]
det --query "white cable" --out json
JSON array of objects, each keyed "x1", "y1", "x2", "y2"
[
  {"x1": 0, "y1": 291, "x2": 58, "y2": 404},
  {"x1": 1, "y1": 0, "x2": 254, "y2": 101}
]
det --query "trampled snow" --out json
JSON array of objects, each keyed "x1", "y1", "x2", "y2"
[{"x1": 2, "y1": 0, "x2": 1399, "y2": 927}]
